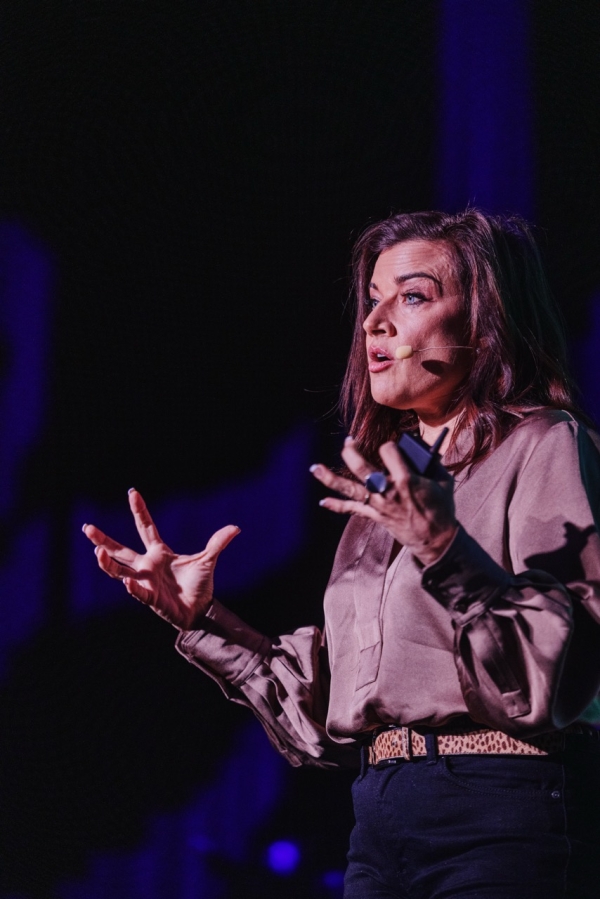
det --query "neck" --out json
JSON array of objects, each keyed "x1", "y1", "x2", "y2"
[{"x1": 417, "y1": 411, "x2": 463, "y2": 455}]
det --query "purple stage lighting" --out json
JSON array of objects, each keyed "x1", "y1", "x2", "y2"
[
  {"x1": 266, "y1": 839, "x2": 301, "y2": 875},
  {"x1": 321, "y1": 868, "x2": 345, "y2": 893}
]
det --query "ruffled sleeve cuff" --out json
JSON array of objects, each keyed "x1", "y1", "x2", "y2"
[
  {"x1": 175, "y1": 600, "x2": 272, "y2": 687},
  {"x1": 421, "y1": 525, "x2": 512, "y2": 617}
]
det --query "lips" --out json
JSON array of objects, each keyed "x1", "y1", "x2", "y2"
[{"x1": 368, "y1": 344, "x2": 394, "y2": 373}]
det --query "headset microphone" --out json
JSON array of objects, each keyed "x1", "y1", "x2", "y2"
[{"x1": 394, "y1": 344, "x2": 472, "y2": 360}]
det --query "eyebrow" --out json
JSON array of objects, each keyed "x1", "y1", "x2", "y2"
[{"x1": 369, "y1": 272, "x2": 444, "y2": 295}]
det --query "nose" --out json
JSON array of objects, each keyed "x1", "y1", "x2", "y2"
[{"x1": 363, "y1": 304, "x2": 397, "y2": 337}]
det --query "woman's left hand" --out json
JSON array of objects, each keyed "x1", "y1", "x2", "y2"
[{"x1": 311, "y1": 437, "x2": 458, "y2": 567}]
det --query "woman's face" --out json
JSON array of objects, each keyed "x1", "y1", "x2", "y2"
[{"x1": 364, "y1": 239, "x2": 470, "y2": 420}]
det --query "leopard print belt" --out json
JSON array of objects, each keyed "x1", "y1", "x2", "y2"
[{"x1": 368, "y1": 724, "x2": 594, "y2": 766}]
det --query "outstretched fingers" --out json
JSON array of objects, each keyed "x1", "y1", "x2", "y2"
[
  {"x1": 95, "y1": 545, "x2": 139, "y2": 581},
  {"x1": 318, "y1": 494, "x2": 380, "y2": 519},
  {"x1": 378, "y1": 441, "x2": 414, "y2": 496},
  {"x1": 340, "y1": 437, "x2": 378, "y2": 485},
  {"x1": 82, "y1": 523, "x2": 139, "y2": 566},
  {"x1": 122, "y1": 577, "x2": 152, "y2": 605},
  {"x1": 203, "y1": 525, "x2": 241, "y2": 561},
  {"x1": 310, "y1": 462, "x2": 368, "y2": 503},
  {"x1": 128, "y1": 488, "x2": 163, "y2": 550}
]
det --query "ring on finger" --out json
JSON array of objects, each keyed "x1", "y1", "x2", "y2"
[{"x1": 365, "y1": 471, "x2": 391, "y2": 495}]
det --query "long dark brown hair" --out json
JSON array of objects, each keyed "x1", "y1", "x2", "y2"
[{"x1": 340, "y1": 209, "x2": 586, "y2": 472}]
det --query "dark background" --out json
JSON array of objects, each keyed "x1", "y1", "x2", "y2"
[{"x1": 0, "y1": 1, "x2": 599, "y2": 897}]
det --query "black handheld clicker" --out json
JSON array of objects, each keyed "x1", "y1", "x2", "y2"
[
  {"x1": 397, "y1": 427, "x2": 448, "y2": 478},
  {"x1": 364, "y1": 427, "x2": 449, "y2": 495}
]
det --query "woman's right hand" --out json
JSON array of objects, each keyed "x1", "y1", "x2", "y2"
[{"x1": 82, "y1": 489, "x2": 240, "y2": 630}]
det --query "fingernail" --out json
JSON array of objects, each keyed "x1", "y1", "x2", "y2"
[
  {"x1": 319, "y1": 499, "x2": 328, "y2": 506},
  {"x1": 309, "y1": 464, "x2": 319, "y2": 473},
  {"x1": 344, "y1": 435, "x2": 355, "y2": 445},
  {"x1": 94, "y1": 546, "x2": 100, "y2": 555},
  {"x1": 128, "y1": 487, "x2": 135, "y2": 494},
  {"x1": 81, "y1": 523, "x2": 88, "y2": 532}
]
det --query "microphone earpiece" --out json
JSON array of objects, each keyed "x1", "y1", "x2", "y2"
[{"x1": 394, "y1": 344, "x2": 473, "y2": 360}]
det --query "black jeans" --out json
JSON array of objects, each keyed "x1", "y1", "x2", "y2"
[{"x1": 345, "y1": 736, "x2": 600, "y2": 898}]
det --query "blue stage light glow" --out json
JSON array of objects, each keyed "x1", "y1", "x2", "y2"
[
  {"x1": 322, "y1": 869, "x2": 345, "y2": 891},
  {"x1": 266, "y1": 839, "x2": 301, "y2": 875}
]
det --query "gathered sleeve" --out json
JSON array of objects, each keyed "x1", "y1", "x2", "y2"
[
  {"x1": 175, "y1": 600, "x2": 359, "y2": 768},
  {"x1": 424, "y1": 420, "x2": 600, "y2": 735}
]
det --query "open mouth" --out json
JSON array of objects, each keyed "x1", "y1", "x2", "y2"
[
  {"x1": 369, "y1": 345, "x2": 392, "y2": 362},
  {"x1": 368, "y1": 345, "x2": 394, "y2": 372}
]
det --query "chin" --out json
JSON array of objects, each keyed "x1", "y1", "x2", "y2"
[{"x1": 370, "y1": 390, "x2": 412, "y2": 411}]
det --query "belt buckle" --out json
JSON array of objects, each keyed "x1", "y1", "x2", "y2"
[{"x1": 373, "y1": 725, "x2": 404, "y2": 768}]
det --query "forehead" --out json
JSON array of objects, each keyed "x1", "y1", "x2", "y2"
[{"x1": 371, "y1": 239, "x2": 458, "y2": 289}]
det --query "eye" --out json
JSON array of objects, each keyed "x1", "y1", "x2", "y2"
[
  {"x1": 365, "y1": 296, "x2": 379, "y2": 311},
  {"x1": 404, "y1": 291, "x2": 427, "y2": 306}
]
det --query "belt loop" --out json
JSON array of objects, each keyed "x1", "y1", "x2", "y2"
[
  {"x1": 401, "y1": 727, "x2": 412, "y2": 760},
  {"x1": 360, "y1": 744, "x2": 368, "y2": 776},
  {"x1": 425, "y1": 733, "x2": 438, "y2": 764}
]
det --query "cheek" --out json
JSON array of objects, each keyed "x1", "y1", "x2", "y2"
[
  {"x1": 443, "y1": 305, "x2": 469, "y2": 339},
  {"x1": 423, "y1": 315, "x2": 467, "y2": 353},
  {"x1": 400, "y1": 305, "x2": 467, "y2": 348}
]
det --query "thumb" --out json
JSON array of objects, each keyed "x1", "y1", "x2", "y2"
[{"x1": 204, "y1": 524, "x2": 241, "y2": 561}]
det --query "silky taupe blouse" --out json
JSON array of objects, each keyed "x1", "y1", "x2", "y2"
[{"x1": 176, "y1": 411, "x2": 600, "y2": 768}]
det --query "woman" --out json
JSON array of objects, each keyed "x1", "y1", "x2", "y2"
[{"x1": 84, "y1": 209, "x2": 600, "y2": 897}]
